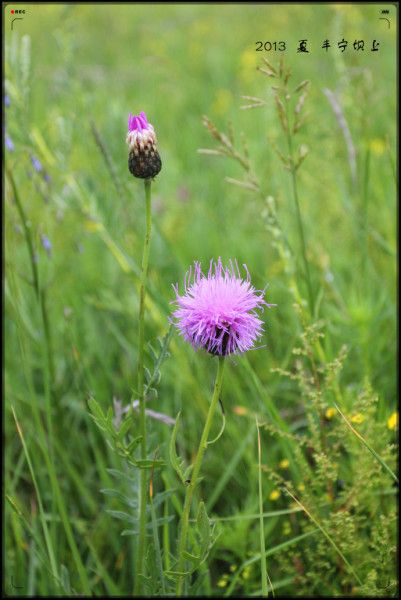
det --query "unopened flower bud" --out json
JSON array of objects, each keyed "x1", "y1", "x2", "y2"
[{"x1": 126, "y1": 111, "x2": 162, "y2": 179}]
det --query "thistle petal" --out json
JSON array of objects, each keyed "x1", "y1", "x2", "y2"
[{"x1": 172, "y1": 259, "x2": 272, "y2": 356}]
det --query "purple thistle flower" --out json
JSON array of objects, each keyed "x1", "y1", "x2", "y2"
[
  {"x1": 5, "y1": 132, "x2": 14, "y2": 152},
  {"x1": 126, "y1": 110, "x2": 162, "y2": 179},
  {"x1": 172, "y1": 258, "x2": 272, "y2": 356}
]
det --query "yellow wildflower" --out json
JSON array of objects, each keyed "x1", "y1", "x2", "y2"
[
  {"x1": 279, "y1": 458, "x2": 290, "y2": 469},
  {"x1": 350, "y1": 413, "x2": 365, "y2": 424},
  {"x1": 229, "y1": 565, "x2": 237, "y2": 573},
  {"x1": 269, "y1": 490, "x2": 281, "y2": 501},
  {"x1": 297, "y1": 483, "x2": 305, "y2": 492},
  {"x1": 387, "y1": 411, "x2": 398, "y2": 430},
  {"x1": 325, "y1": 407, "x2": 336, "y2": 419},
  {"x1": 283, "y1": 521, "x2": 291, "y2": 535},
  {"x1": 238, "y1": 48, "x2": 258, "y2": 83},
  {"x1": 242, "y1": 566, "x2": 251, "y2": 580},
  {"x1": 85, "y1": 220, "x2": 103, "y2": 233},
  {"x1": 217, "y1": 578, "x2": 227, "y2": 588},
  {"x1": 370, "y1": 138, "x2": 385, "y2": 156}
]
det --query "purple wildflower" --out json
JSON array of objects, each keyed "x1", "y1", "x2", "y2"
[
  {"x1": 172, "y1": 258, "x2": 271, "y2": 356},
  {"x1": 126, "y1": 110, "x2": 162, "y2": 179},
  {"x1": 40, "y1": 234, "x2": 52, "y2": 257},
  {"x1": 31, "y1": 155, "x2": 43, "y2": 172},
  {"x1": 5, "y1": 132, "x2": 14, "y2": 151},
  {"x1": 5, "y1": 94, "x2": 10, "y2": 107}
]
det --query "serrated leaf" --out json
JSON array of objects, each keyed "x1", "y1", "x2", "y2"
[
  {"x1": 117, "y1": 415, "x2": 133, "y2": 440},
  {"x1": 121, "y1": 528, "x2": 139, "y2": 536},
  {"x1": 106, "y1": 509, "x2": 137, "y2": 523},
  {"x1": 147, "y1": 387, "x2": 158, "y2": 400},
  {"x1": 106, "y1": 468, "x2": 136, "y2": 483},
  {"x1": 148, "y1": 488, "x2": 176, "y2": 509},
  {"x1": 169, "y1": 412, "x2": 187, "y2": 484},
  {"x1": 148, "y1": 344, "x2": 157, "y2": 361},
  {"x1": 88, "y1": 414, "x2": 107, "y2": 432},
  {"x1": 196, "y1": 501, "x2": 211, "y2": 557},
  {"x1": 165, "y1": 569, "x2": 192, "y2": 580},
  {"x1": 182, "y1": 550, "x2": 201, "y2": 565},
  {"x1": 135, "y1": 458, "x2": 165, "y2": 469},
  {"x1": 144, "y1": 366, "x2": 152, "y2": 383},
  {"x1": 153, "y1": 370, "x2": 161, "y2": 386},
  {"x1": 125, "y1": 435, "x2": 142, "y2": 454},
  {"x1": 105, "y1": 407, "x2": 116, "y2": 437},
  {"x1": 88, "y1": 397, "x2": 107, "y2": 429},
  {"x1": 144, "y1": 326, "x2": 174, "y2": 396},
  {"x1": 145, "y1": 515, "x2": 174, "y2": 529},
  {"x1": 100, "y1": 488, "x2": 138, "y2": 508}
]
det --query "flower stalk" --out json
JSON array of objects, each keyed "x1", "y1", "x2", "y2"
[
  {"x1": 126, "y1": 111, "x2": 161, "y2": 593},
  {"x1": 134, "y1": 177, "x2": 152, "y2": 594},
  {"x1": 175, "y1": 356, "x2": 226, "y2": 596}
]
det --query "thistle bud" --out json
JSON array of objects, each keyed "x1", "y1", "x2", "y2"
[{"x1": 126, "y1": 111, "x2": 162, "y2": 179}]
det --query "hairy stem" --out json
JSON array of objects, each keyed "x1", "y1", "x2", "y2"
[
  {"x1": 176, "y1": 356, "x2": 226, "y2": 596},
  {"x1": 134, "y1": 178, "x2": 152, "y2": 594}
]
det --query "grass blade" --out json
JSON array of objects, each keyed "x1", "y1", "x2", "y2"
[
  {"x1": 334, "y1": 403, "x2": 398, "y2": 484},
  {"x1": 282, "y1": 486, "x2": 362, "y2": 586},
  {"x1": 256, "y1": 419, "x2": 272, "y2": 597}
]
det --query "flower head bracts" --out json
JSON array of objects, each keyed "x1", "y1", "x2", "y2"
[
  {"x1": 172, "y1": 258, "x2": 271, "y2": 356},
  {"x1": 126, "y1": 111, "x2": 162, "y2": 179}
]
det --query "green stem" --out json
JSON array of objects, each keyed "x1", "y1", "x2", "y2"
[
  {"x1": 256, "y1": 420, "x2": 269, "y2": 597},
  {"x1": 7, "y1": 168, "x2": 39, "y2": 298},
  {"x1": 176, "y1": 356, "x2": 226, "y2": 596},
  {"x1": 8, "y1": 168, "x2": 56, "y2": 438},
  {"x1": 134, "y1": 178, "x2": 152, "y2": 595},
  {"x1": 284, "y1": 102, "x2": 315, "y2": 317}
]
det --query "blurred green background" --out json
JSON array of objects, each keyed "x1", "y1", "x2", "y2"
[{"x1": 5, "y1": 3, "x2": 397, "y2": 597}]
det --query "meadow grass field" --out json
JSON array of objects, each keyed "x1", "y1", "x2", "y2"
[{"x1": 4, "y1": 4, "x2": 398, "y2": 597}]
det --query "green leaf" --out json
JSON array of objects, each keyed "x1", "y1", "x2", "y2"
[
  {"x1": 196, "y1": 501, "x2": 211, "y2": 558},
  {"x1": 106, "y1": 468, "x2": 136, "y2": 484},
  {"x1": 105, "y1": 510, "x2": 137, "y2": 523},
  {"x1": 182, "y1": 550, "x2": 201, "y2": 565},
  {"x1": 121, "y1": 528, "x2": 139, "y2": 536},
  {"x1": 144, "y1": 325, "x2": 174, "y2": 396},
  {"x1": 100, "y1": 488, "x2": 138, "y2": 509},
  {"x1": 169, "y1": 412, "x2": 187, "y2": 484},
  {"x1": 165, "y1": 569, "x2": 192, "y2": 580},
  {"x1": 183, "y1": 465, "x2": 194, "y2": 483},
  {"x1": 134, "y1": 458, "x2": 165, "y2": 469},
  {"x1": 144, "y1": 366, "x2": 152, "y2": 383},
  {"x1": 106, "y1": 406, "x2": 114, "y2": 429},
  {"x1": 88, "y1": 397, "x2": 107, "y2": 430},
  {"x1": 117, "y1": 415, "x2": 133, "y2": 441},
  {"x1": 145, "y1": 515, "x2": 174, "y2": 529},
  {"x1": 148, "y1": 488, "x2": 176, "y2": 510},
  {"x1": 60, "y1": 565, "x2": 71, "y2": 594},
  {"x1": 125, "y1": 435, "x2": 143, "y2": 455}
]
